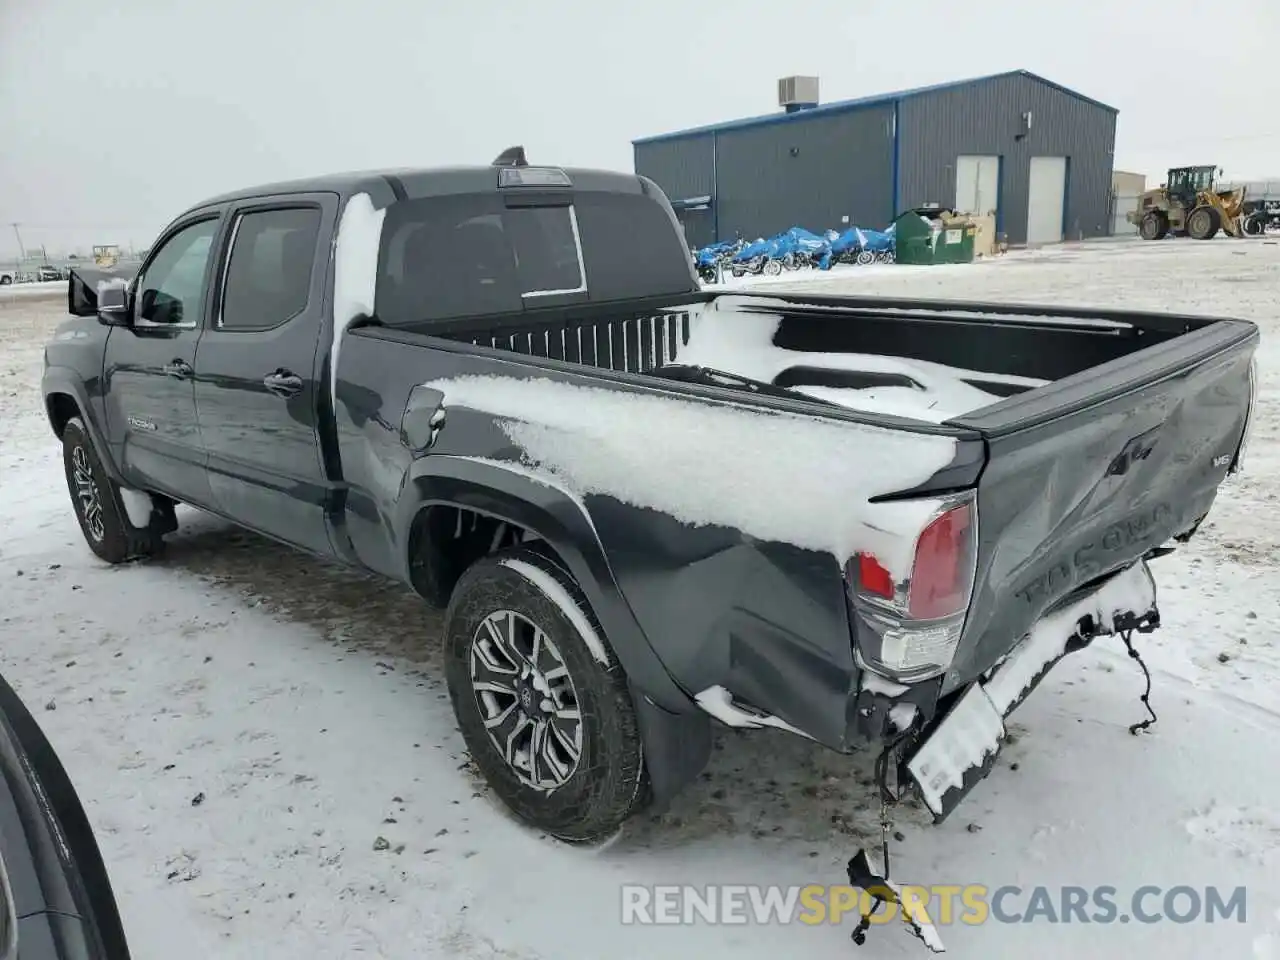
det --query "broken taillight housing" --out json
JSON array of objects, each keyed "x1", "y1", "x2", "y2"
[{"x1": 846, "y1": 493, "x2": 978, "y2": 682}]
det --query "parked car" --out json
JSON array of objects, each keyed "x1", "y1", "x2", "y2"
[
  {"x1": 0, "y1": 669, "x2": 131, "y2": 958},
  {"x1": 36, "y1": 266, "x2": 63, "y2": 283},
  {"x1": 42, "y1": 151, "x2": 1258, "y2": 850}
]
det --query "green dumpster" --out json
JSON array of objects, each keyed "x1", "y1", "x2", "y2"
[{"x1": 892, "y1": 210, "x2": 977, "y2": 265}]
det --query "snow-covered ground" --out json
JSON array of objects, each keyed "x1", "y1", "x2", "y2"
[
  {"x1": 1, "y1": 236, "x2": 1278, "y2": 959},
  {"x1": 0, "y1": 279, "x2": 66, "y2": 302}
]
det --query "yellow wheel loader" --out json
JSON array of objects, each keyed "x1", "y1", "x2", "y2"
[{"x1": 1127, "y1": 165, "x2": 1254, "y2": 240}]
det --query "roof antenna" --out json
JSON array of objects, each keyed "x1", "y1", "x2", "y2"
[{"x1": 492, "y1": 146, "x2": 527, "y2": 167}]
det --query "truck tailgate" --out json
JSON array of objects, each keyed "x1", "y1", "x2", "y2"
[{"x1": 944, "y1": 317, "x2": 1258, "y2": 689}]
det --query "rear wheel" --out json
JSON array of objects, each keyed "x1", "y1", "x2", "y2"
[
  {"x1": 444, "y1": 547, "x2": 647, "y2": 843},
  {"x1": 1186, "y1": 206, "x2": 1220, "y2": 240},
  {"x1": 62, "y1": 418, "x2": 163, "y2": 564},
  {"x1": 1243, "y1": 213, "x2": 1266, "y2": 237},
  {"x1": 763, "y1": 259, "x2": 783, "y2": 276},
  {"x1": 855, "y1": 250, "x2": 875, "y2": 265},
  {"x1": 1139, "y1": 211, "x2": 1168, "y2": 241}
]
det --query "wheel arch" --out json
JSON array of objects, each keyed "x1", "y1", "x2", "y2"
[
  {"x1": 398, "y1": 455, "x2": 694, "y2": 715},
  {"x1": 41, "y1": 369, "x2": 123, "y2": 483}
]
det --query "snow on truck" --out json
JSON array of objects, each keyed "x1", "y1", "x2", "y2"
[{"x1": 43, "y1": 148, "x2": 1257, "y2": 950}]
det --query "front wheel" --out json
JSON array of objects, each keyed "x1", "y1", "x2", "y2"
[
  {"x1": 444, "y1": 547, "x2": 647, "y2": 843},
  {"x1": 1186, "y1": 206, "x2": 1220, "y2": 240},
  {"x1": 1139, "y1": 212, "x2": 1168, "y2": 241},
  {"x1": 62, "y1": 417, "x2": 162, "y2": 564}
]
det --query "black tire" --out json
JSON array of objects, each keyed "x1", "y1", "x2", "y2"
[
  {"x1": 1243, "y1": 214, "x2": 1266, "y2": 237},
  {"x1": 62, "y1": 417, "x2": 162, "y2": 564},
  {"x1": 1187, "y1": 206, "x2": 1220, "y2": 240},
  {"x1": 444, "y1": 546, "x2": 646, "y2": 843},
  {"x1": 0, "y1": 275, "x2": 11, "y2": 285},
  {"x1": 1139, "y1": 211, "x2": 1168, "y2": 241}
]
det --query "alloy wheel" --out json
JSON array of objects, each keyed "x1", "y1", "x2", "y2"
[
  {"x1": 71, "y1": 446, "x2": 105, "y2": 542},
  {"x1": 469, "y1": 610, "x2": 583, "y2": 792}
]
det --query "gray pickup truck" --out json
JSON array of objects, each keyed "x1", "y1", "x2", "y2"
[{"x1": 42, "y1": 151, "x2": 1257, "y2": 866}]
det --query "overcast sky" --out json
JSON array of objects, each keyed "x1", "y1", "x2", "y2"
[{"x1": 2, "y1": 0, "x2": 1277, "y2": 258}]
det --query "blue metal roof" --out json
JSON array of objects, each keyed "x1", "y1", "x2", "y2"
[{"x1": 632, "y1": 70, "x2": 1117, "y2": 146}]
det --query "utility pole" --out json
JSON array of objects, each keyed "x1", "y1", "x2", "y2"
[{"x1": 11, "y1": 223, "x2": 25, "y2": 260}]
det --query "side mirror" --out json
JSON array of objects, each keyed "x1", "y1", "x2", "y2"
[{"x1": 96, "y1": 281, "x2": 133, "y2": 327}]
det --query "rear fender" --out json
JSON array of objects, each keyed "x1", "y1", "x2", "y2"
[
  {"x1": 398, "y1": 456, "x2": 713, "y2": 804},
  {"x1": 397, "y1": 455, "x2": 694, "y2": 714}
]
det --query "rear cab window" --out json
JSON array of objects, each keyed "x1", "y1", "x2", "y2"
[{"x1": 373, "y1": 185, "x2": 694, "y2": 327}]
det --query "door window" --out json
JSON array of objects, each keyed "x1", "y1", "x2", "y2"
[
  {"x1": 135, "y1": 218, "x2": 219, "y2": 327},
  {"x1": 219, "y1": 207, "x2": 322, "y2": 330}
]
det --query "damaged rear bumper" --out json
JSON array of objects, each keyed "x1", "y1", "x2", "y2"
[{"x1": 895, "y1": 561, "x2": 1160, "y2": 821}]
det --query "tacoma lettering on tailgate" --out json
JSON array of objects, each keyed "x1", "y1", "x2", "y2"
[{"x1": 1015, "y1": 502, "x2": 1173, "y2": 605}]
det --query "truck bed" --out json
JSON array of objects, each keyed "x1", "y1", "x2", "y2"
[
  {"x1": 355, "y1": 289, "x2": 1257, "y2": 694},
  {"x1": 408, "y1": 289, "x2": 1253, "y2": 432}
]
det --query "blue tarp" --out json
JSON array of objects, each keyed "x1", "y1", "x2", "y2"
[{"x1": 693, "y1": 221, "x2": 895, "y2": 271}]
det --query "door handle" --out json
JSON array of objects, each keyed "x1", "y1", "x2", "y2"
[
  {"x1": 263, "y1": 369, "x2": 304, "y2": 398},
  {"x1": 163, "y1": 358, "x2": 193, "y2": 379}
]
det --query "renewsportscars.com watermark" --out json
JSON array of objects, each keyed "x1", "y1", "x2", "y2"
[{"x1": 621, "y1": 884, "x2": 1249, "y2": 927}]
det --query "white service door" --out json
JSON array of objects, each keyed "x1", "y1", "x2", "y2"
[
  {"x1": 955, "y1": 155, "x2": 999, "y2": 217},
  {"x1": 1112, "y1": 193, "x2": 1140, "y2": 235},
  {"x1": 1027, "y1": 156, "x2": 1068, "y2": 244}
]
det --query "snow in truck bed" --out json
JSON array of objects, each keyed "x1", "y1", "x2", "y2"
[{"x1": 675, "y1": 295, "x2": 1049, "y2": 423}]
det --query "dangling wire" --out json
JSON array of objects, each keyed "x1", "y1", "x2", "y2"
[{"x1": 1120, "y1": 628, "x2": 1158, "y2": 735}]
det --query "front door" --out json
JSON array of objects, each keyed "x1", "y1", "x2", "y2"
[
  {"x1": 192, "y1": 195, "x2": 336, "y2": 556},
  {"x1": 102, "y1": 214, "x2": 222, "y2": 504}
]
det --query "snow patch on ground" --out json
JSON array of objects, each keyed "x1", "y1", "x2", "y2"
[
  {"x1": 0, "y1": 279, "x2": 66, "y2": 302},
  {"x1": 1184, "y1": 804, "x2": 1280, "y2": 866},
  {"x1": 423, "y1": 373, "x2": 956, "y2": 572}
]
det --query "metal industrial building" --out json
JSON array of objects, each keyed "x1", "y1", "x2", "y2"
[{"x1": 633, "y1": 70, "x2": 1118, "y2": 248}]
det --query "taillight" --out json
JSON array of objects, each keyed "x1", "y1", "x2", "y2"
[
  {"x1": 909, "y1": 503, "x2": 974, "y2": 619},
  {"x1": 846, "y1": 494, "x2": 978, "y2": 682}
]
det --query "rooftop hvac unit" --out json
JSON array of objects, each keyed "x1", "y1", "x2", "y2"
[{"x1": 778, "y1": 76, "x2": 819, "y2": 113}]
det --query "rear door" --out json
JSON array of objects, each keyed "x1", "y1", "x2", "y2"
[
  {"x1": 193, "y1": 193, "x2": 338, "y2": 556},
  {"x1": 102, "y1": 212, "x2": 222, "y2": 504}
]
